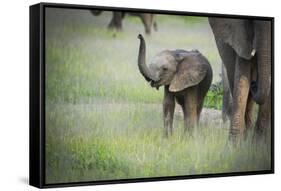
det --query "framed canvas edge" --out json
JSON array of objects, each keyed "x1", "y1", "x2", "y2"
[
  {"x1": 29, "y1": 2, "x2": 275, "y2": 189},
  {"x1": 41, "y1": 2, "x2": 274, "y2": 20},
  {"x1": 40, "y1": 170, "x2": 273, "y2": 189},
  {"x1": 29, "y1": 3, "x2": 45, "y2": 188}
]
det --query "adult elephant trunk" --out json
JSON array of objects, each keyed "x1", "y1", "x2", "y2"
[
  {"x1": 251, "y1": 21, "x2": 271, "y2": 105},
  {"x1": 137, "y1": 34, "x2": 157, "y2": 82}
]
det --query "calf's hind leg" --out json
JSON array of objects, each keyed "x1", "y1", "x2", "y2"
[{"x1": 183, "y1": 87, "x2": 198, "y2": 133}]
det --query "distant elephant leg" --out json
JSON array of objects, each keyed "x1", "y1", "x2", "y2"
[
  {"x1": 108, "y1": 12, "x2": 123, "y2": 30},
  {"x1": 163, "y1": 86, "x2": 175, "y2": 137},
  {"x1": 229, "y1": 56, "x2": 251, "y2": 142},
  {"x1": 183, "y1": 87, "x2": 198, "y2": 133},
  {"x1": 153, "y1": 17, "x2": 158, "y2": 31},
  {"x1": 255, "y1": 88, "x2": 271, "y2": 138},
  {"x1": 140, "y1": 14, "x2": 153, "y2": 34}
]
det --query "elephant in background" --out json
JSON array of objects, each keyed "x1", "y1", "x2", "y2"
[
  {"x1": 91, "y1": 10, "x2": 157, "y2": 34},
  {"x1": 137, "y1": 34, "x2": 213, "y2": 136},
  {"x1": 209, "y1": 18, "x2": 272, "y2": 141}
]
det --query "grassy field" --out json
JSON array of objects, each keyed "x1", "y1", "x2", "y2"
[{"x1": 45, "y1": 8, "x2": 271, "y2": 184}]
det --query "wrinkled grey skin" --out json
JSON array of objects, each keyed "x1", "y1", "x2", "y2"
[
  {"x1": 209, "y1": 18, "x2": 272, "y2": 142},
  {"x1": 91, "y1": 10, "x2": 157, "y2": 34},
  {"x1": 221, "y1": 64, "x2": 232, "y2": 123},
  {"x1": 137, "y1": 34, "x2": 213, "y2": 136}
]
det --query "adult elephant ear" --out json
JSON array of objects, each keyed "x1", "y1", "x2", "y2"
[
  {"x1": 169, "y1": 55, "x2": 209, "y2": 92},
  {"x1": 209, "y1": 18, "x2": 254, "y2": 60}
]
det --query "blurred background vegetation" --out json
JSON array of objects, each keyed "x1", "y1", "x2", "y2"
[{"x1": 45, "y1": 8, "x2": 271, "y2": 184}]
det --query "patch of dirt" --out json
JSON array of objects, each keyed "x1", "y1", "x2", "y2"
[{"x1": 174, "y1": 104, "x2": 227, "y2": 128}]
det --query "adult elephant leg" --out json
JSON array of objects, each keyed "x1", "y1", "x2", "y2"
[
  {"x1": 244, "y1": 61, "x2": 257, "y2": 138},
  {"x1": 163, "y1": 86, "x2": 175, "y2": 137},
  {"x1": 90, "y1": 10, "x2": 102, "y2": 16},
  {"x1": 216, "y1": 43, "x2": 236, "y2": 94},
  {"x1": 108, "y1": 12, "x2": 123, "y2": 30},
  {"x1": 140, "y1": 14, "x2": 153, "y2": 35},
  {"x1": 245, "y1": 97, "x2": 255, "y2": 129},
  {"x1": 222, "y1": 64, "x2": 232, "y2": 123},
  {"x1": 244, "y1": 96, "x2": 255, "y2": 139},
  {"x1": 229, "y1": 56, "x2": 251, "y2": 142},
  {"x1": 214, "y1": 42, "x2": 235, "y2": 125},
  {"x1": 255, "y1": 88, "x2": 271, "y2": 140},
  {"x1": 183, "y1": 87, "x2": 198, "y2": 133},
  {"x1": 153, "y1": 17, "x2": 158, "y2": 31},
  {"x1": 222, "y1": 89, "x2": 232, "y2": 122},
  {"x1": 245, "y1": 61, "x2": 257, "y2": 131},
  {"x1": 214, "y1": 42, "x2": 236, "y2": 126}
]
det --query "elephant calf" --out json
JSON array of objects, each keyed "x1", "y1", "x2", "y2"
[{"x1": 137, "y1": 34, "x2": 213, "y2": 136}]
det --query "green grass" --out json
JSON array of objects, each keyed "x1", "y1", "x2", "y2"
[
  {"x1": 46, "y1": 42, "x2": 162, "y2": 104},
  {"x1": 204, "y1": 81, "x2": 223, "y2": 109},
  {"x1": 45, "y1": 8, "x2": 271, "y2": 184},
  {"x1": 46, "y1": 102, "x2": 271, "y2": 183}
]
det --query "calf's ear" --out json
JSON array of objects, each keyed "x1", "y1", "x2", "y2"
[{"x1": 169, "y1": 56, "x2": 208, "y2": 92}]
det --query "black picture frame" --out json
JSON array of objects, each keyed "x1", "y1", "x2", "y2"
[{"x1": 30, "y1": 2, "x2": 274, "y2": 189}]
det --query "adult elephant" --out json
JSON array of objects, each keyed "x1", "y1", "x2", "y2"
[
  {"x1": 90, "y1": 10, "x2": 157, "y2": 34},
  {"x1": 208, "y1": 18, "x2": 272, "y2": 141}
]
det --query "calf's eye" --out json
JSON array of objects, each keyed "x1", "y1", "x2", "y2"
[{"x1": 162, "y1": 67, "x2": 168, "y2": 71}]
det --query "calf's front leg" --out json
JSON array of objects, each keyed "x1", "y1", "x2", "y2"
[{"x1": 163, "y1": 86, "x2": 175, "y2": 137}]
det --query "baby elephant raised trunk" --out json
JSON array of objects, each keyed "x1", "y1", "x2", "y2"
[{"x1": 137, "y1": 34, "x2": 158, "y2": 82}]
